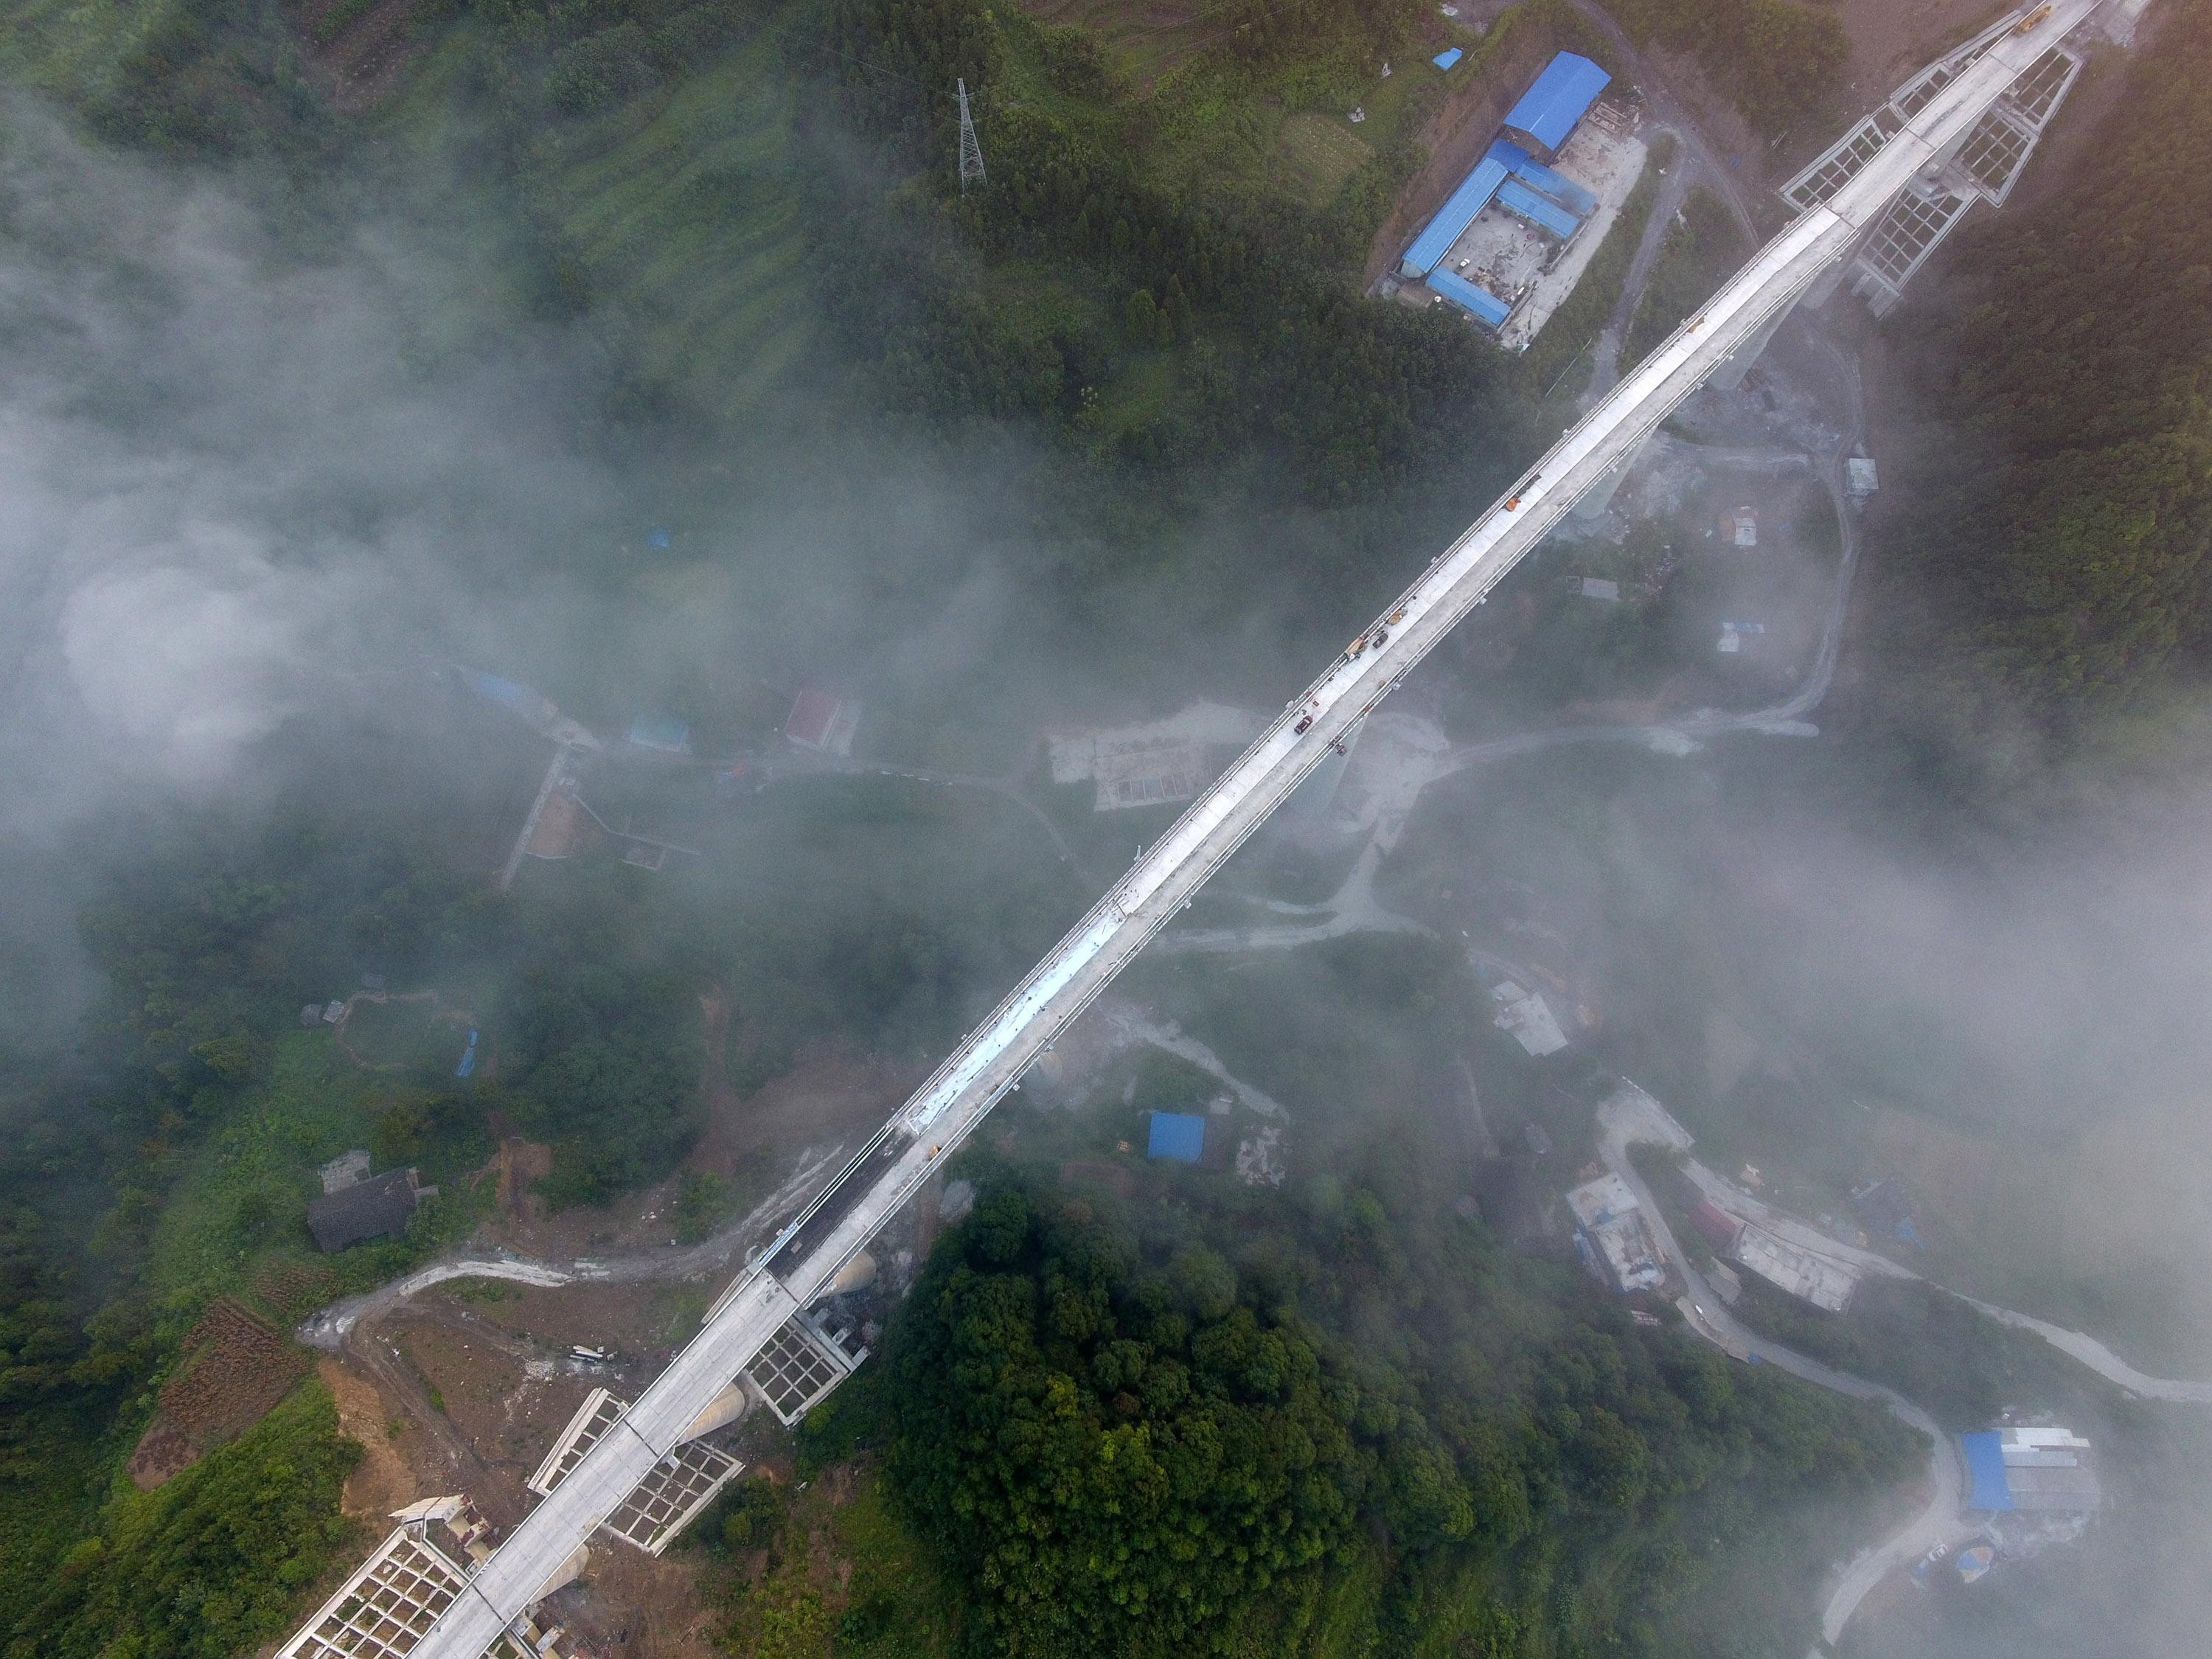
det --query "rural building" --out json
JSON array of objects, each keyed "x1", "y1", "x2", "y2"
[
  {"x1": 1392, "y1": 53, "x2": 1624, "y2": 338},
  {"x1": 785, "y1": 688, "x2": 861, "y2": 755},
  {"x1": 1961, "y1": 1425, "x2": 2102, "y2": 1514},
  {"x1": 307, "y1": 1167, "x2": 423, "y2": 1253},
  {"x1": 1571, "y1": 577, "x2": 1620, "y2": 601},
  {"x1": 1146, "y1": 1111, "x2": 1206, "y2": 1164},
  {"x1": 1730, "y1": 1222, "x2": 1860, "y2": 1312},
  {"x1": 463, "y1": 669, "x2": 560, "y2": 733},
  {"x1": 318, "y1": 1149, "x2": 370, "y2": 1194},
  {"x1": 1501, "y1": 52, "x2": 1611, "y2": 161},
  {"x1": 1490, "y1": 978, "x2": 1568, "y2": 1056},
  {"x1": 1566, "y1": 1172, "x2": 1666, "y2": 1293}
]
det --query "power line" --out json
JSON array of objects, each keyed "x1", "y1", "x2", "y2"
[{"x1": 956, "y1": 77, "x2": 987, "y2": 189}]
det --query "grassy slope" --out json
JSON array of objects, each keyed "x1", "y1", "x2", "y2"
[
  {"x1": 511, "y1": 32, "x2": 820, "y2": 424},
  {"x1": 0, "y1": 0, "x2": 173, "y2": 98}
]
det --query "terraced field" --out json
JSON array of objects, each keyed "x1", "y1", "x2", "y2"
[{"x1": 518, "y1": 36, "x2": 820, "y2": 425}]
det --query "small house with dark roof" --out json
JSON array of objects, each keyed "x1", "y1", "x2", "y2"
[{"x1": 307, "y1": 1168, "x2": 421, "y2": 1253}]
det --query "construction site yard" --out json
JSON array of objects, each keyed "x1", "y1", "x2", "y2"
[{"x1": 1409, "y1": 111, "x2": 1647, "y2": 349}]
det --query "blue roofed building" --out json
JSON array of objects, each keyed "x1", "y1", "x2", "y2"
[
  {"x1": 1147, "y1": 1111, "x2": 1207, "y2": 1163},
  {"x1": 1501, "y1": 52, "x2": 1610, "y2": 161},
  {"x1": 1961, "y1": 1432, "x2": 2014, "y2": 1512},
  {"x1": 1961, "y1": 1426, "x2": 2102, "y2": 1515},
  {"x1": 1497, "y1": 178, "x2": 1583, "y2": 240},
  {"x1": 1393, "y1": 50, "x2": 1626, "y2": 339},
  {"x1": 1427, "y1": 268, "x2": 1512, "y2": 329},
  {"x1": 1399, "y1": 148, "x2": 1514, "y2": 277},
  {"x1": 1500, "y1": 146, "x2": 1598, "y2": 215}
]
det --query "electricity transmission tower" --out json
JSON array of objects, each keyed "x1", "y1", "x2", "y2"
[{"x1": 956, "y1": 78, "x2": 986, "y2": 191}]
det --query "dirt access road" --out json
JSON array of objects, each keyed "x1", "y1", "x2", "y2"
[{"x1": 1597, "y1": 1084, "x2": 2212, "y2": 1651}]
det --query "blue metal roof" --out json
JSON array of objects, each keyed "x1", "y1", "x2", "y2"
[
  {"x1": 1147, "y1": 1111, "x2": 1206, "y2": 1163},
  {"x1": 1400, "y1": 153, "x2": 1511, "y2": 275},
  {"x1": 1504, "y1": 151, "x2": 1597, "y2": 216},
  {"x1": 1498, "y1": 177, "x2": 1582, "y2": 240},
  {"x1": 1961, "y1": 1433, "x2": 2014, "y2": 1511},
  {"x1": 1427, "y1": 268, "x2": 1512, "y2": 329},
  {"x1": 1503, "y1": 52, "x2": 1610, "y2": 151}
]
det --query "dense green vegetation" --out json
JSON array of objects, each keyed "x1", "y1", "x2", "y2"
[
  {"x1": 1601, "y1": 0, "x2": 1847, "y2": 137},
  {"x1": 13, "y1": 1381, "x2": 360, "y2": 1659},
  {"x1": 0, "y1": 723, "x2": 1087, "y2": 1638},
  {"x1": 1877, "y1": 5, "x2": 2212, "y2": 755},
  {"x1": 1621, "y1": 186, "x2": 1742, "y2": 371},
  {"x1": 867, "y1": 1138, "x2": 1922, "y2": 1658}
]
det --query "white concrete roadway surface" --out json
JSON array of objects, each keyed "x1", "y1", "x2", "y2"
[
  {"x1": 367, "y1": 13, "x2": 2111, "y2": 1655},
  {"x1": 1956, "y1": 1298, "x2": 2212, "y2": 1405}
]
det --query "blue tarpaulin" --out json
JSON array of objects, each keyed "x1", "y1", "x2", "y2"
[
  {"x1": 465, "y1": 669, "x2": 530, "y2": 709},
  {"x1": 1503, "y1": 52, "x2": 1610, "y2": 153},
  {"x1": 1498, "y1": 177, "x2": 1583, "y2": 240},
  {"x1": 1433, "y1": 47, "x2": 1463, "y2": 70},
  {"x1": 1400, "y1": 153, "x2": 1512, "y2": 275},
  {"x1": 627, "y1": 713, "x2": 691, "y2": 752},
  {"x1": 1427, "y1": 268, "x2": 1512, "y2": 328},
  {"x1": 455, "y1": 1029, "x2": 479, "y2": 1079},
  {"x1": 1961, "y1": 1433, "x2": 2014, "y2": 1511},
  {"x1": 1147, "y1": 1112, "x2": 1207, "y2": 1163}
]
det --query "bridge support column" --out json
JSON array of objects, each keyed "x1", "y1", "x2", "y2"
[
  {"x1": 1797, "y1": 252, "x2": 1854, "y2": 313},
  {"x1": 1571, "y1": 434, "x2": 1646, "y2": 521},
  {"x1": 1706, "y1": 298, "x2": 1795, "y2": 392}
]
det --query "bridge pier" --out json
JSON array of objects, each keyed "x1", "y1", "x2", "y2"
[
  {"x1": 1706, "y1": 299, "x2": 1794, "y2": 392},
  {"x1": 1571, "y1": 435, "x2": 1645, "y2": 521}
]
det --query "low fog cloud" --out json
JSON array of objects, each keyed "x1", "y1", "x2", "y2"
[{"x1": 0, "y1": 100, "x2": 636, "y2": 832}]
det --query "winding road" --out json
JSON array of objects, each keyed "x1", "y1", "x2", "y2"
[
  {"x1": 1596, "y1": 1084, "x2": 2212, "y2": 1651},
  {"x1": 1596, "y1": 1088, "x2": 1967, "y2": 1649}
]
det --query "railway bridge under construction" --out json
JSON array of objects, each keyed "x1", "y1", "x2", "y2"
[{"x1": 279, "y1": 7, "x2": 2107, "y2": 1655}]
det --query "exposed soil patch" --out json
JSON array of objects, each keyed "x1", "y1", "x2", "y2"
[
  {"x1": 320, "y1": 1354, "x2": 422, "y2": 1518},
  {"x1": 689, "y1": 1044, "x2": 915, "y2": 1183},
  {"x1": 285, "y1": 0, "x2": 434, "y2": 114},
  {"x1": 496, "y1": 1135, "x2": 554, "y2": 1222},
  {"x1": 548, "y1": 1544, "x2": 722, "y2": 1659},
  {"x1": 1834, "y1": 0, "x2": 2018, "y2": 105},
  {"x1": 128, "y1": 1298, "x2": 310, "y2": 1489}
]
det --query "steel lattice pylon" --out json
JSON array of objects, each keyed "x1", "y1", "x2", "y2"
[{"x1": 956, "y1": 78, "x2": 986, "y2": 190}]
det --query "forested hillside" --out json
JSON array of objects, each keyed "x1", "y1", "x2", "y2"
[
  {"x1": 1875, "y1": 4, "x2": 2212, "y2": 758},
  {"x1": 855, "y1": 1151, "x2": 1920, "y2": 1658}
]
